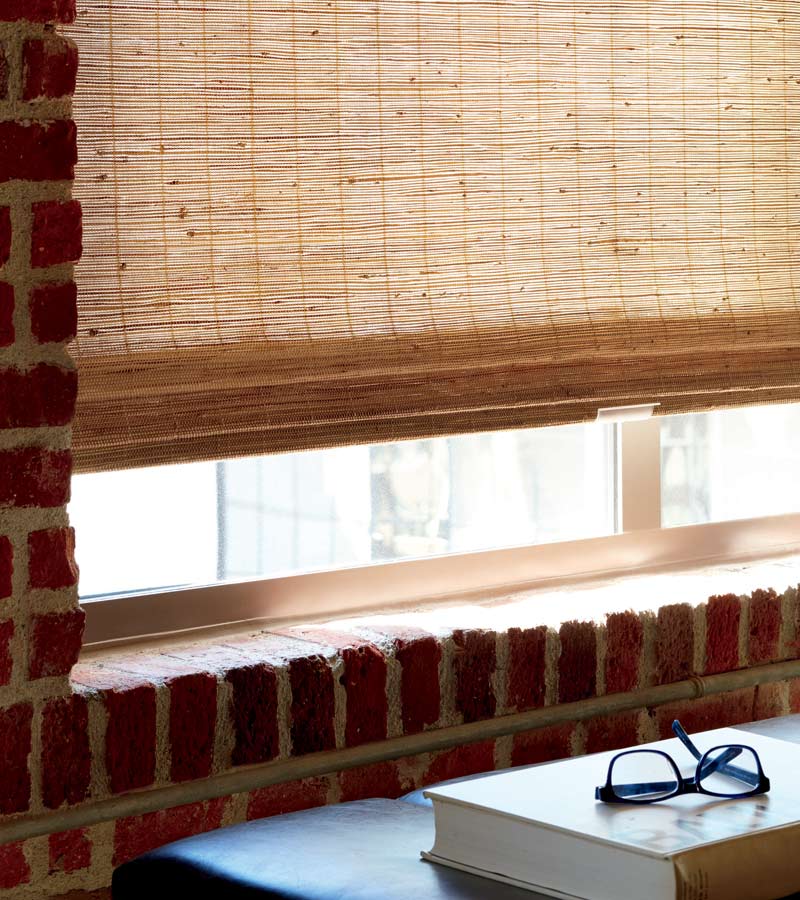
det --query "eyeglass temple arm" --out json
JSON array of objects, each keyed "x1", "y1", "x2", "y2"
[
  {"x1": 672, "y1": 720, "x2": 760, "y2": 787},
  {"x1": 672, "y1": 720, "x2": 702, "y2": 760}
]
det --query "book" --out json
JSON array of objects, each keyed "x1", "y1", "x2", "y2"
[{"x1": 423, "y1": 727, "x2": 800, "y2": 900}]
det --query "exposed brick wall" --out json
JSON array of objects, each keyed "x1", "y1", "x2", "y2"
[
  {"x1": 3, "y1": 678, "x2": 787, "y2": 898},
  {"x1": 0, "y1": 575, "x2": 788, "y2": 898},
  {"x1": 0, "y1": 2, "x2": 83, "y2": 897}
]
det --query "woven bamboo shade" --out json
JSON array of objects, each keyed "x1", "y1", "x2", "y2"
[{"x1": 67, "y1": 0, "x2": 800, "y2": 472}]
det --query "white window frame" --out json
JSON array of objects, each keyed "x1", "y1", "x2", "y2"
[{"x1": 81, "y1": 417, "x2": 800, "y2": 648}]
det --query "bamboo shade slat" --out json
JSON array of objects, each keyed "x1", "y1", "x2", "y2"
[{"x1": 66, "y1": 0, "x2": 800, "y2": 471}]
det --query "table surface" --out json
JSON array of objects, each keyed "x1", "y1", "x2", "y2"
[{"x1": 113, "y1": 716, "x2": 800, "y2": 900}]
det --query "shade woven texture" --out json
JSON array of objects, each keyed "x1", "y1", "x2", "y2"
[{"x1": 67, "y1": 0, "x2": 800, "y2": 471}]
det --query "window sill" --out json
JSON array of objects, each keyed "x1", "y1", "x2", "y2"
[{"x1": 81, "y1": 513, "x2": 800, "y2": 647}]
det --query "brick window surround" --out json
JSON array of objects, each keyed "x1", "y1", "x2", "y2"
[
  {"x1": 0, "y1": 558, "x2": 799, "y2": 898},
  {"x1": 1, "y1": 4, "x2": 800, "y2": 900}
]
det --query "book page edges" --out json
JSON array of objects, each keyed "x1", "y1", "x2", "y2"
[
  {"x1": 672, "y1": 825, "x2": 800, "y2": 900},
  {"x1": 425, "y1": 793, "x2": 668, "y2": 858},
  {"x1": 420, "y1": 851, "x2": 585, "y2": 900}
]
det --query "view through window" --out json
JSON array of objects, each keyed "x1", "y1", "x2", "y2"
[
  {"x1": 661, "y1": 404, "x2": 800, "y2": 527},
  {"x1": 70, "y1": 403, "x2": 800, "y2": 601},
  {"x1": 70, "y1": 423, "x2": 615, "y2": 598}
]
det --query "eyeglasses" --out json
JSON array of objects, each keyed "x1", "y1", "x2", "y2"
[{"x1": 595, "y1": 719, "x2": 770, "y2": 804}]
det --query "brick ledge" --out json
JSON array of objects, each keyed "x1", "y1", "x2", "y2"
[
  {"x1": 66, "y1": 554, "x2": 799, "y2": 795},
  {"x1": 1, "y1": 554, "x2": 798, "y2": 897}
]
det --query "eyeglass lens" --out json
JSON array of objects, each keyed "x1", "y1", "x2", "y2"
[
  {"x1": 610, "y1": 751, "x2": 678, "y2": 801},
  {"x1": 698, "y1": 746, "x2": 760, "y2": 796}
]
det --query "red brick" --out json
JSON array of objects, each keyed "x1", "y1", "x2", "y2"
[
  {"x1": 164, "y1": 643, "x2": 260, "y2": 673},
  {"x1": 0, "y1": 50, "x2": 7, "y2": 101},
  {"x1": 0, "y1": 282, "x2": 12, "y2": 346},
  {"x1": 277, "y1": 625, "x2": 356, "y2": 650},
  {"x1": 31, "y1": 199, "x2": 82, "y2": 267},
  {"x1": 705, "y1": 593, "x2": 741, "y2": 675},
  {"x1": 226, "y1": 663, "x2": 279, "y2": 766},
  {"x1": 511, "y1": 723, "x2": 574, "y2": 767},
  {"x1": 753, "y1": 682, "x2": 784, "y2": 721},
  {"x1": 0, "y1": 842, "x2": 29, "y2": 890},
  {"x1": 0, "y1": 207, "x2": 10, "y2": 265},
  {"x1": 42, "y1": 694, "x2": 90, "y2": 808},
  {"x1": 789, "y1": 677, "x2": 800, "y2": 714},
  {"x1": 0, "y1": 536, "x2": 11, "y2": 598},
  {"x1": 339, "y1": 761, "x2": 404, "y2": 802},
  {"x1": 30, "y1": 281, "x2": 78, "y2": 343},
  {"x1": 0, "y1": 364, "x2": 77, "y2": 428},
  {"x1": 585, "y1": 711, "x2": 642, "y2": 754},
  {"x1": 395, "y1": 632, "x2": 441, "y2": 734},
  {"x1": 507, "y1": 625, "x2": 547, "y2": 711},
  {"x1": 105, "y1": 685, "x2": 157, "y2": 793},
  {"x1": 0, "y1": 619, "x2": 13, "y2": 685},
  {"x1": 605, "y1": 611, "x2": 643, "y2": 694},
  {"x1": 0, "y1": 703, "x2": 32, "y2": 814},
  {"x1": 342, "y1": 644, "x2": 388, "y2": 746},
  {"x1": 23, "y1": 37, "x2": 78, "y2": 100},
  {"x1": 0, "y1": 1, "x2": 76, "y2": 23},
  {"x1": 453, "y1": 629, "x2": 496, "y2": 723},
  {"x1": 0, "y1": 122, "x2": 76, "y2": 184},
  {"x1": 792, "y1": 585, "x2": 800, "y2": 658},
  {"x1": 114, "y1": 798, "x2": 226, "y2": 866},
  {"x1": 169, "y1": 672, "x2": 217, "y2": 782},
  {"x1": 290, "y1": 655, "x2": 336, "y2": 755},
  {"x1": 97, "y1": 651, "x2": 198, "y2": 682},
  {"x1": 652, "y1": 687, "x2": 756, "y2": 738},
  {"x1": 558, "y1": 620, "x2": 597, "y2": 703},
  {"x1": 29, "y1": 608, "x2": 84, "y2": 679},
  {"x1": 49, "y1": 828, "x2": 91, "y2": 874},
  {"x1": 656, "y1": 604, "x2": 695, "y2": 685},
  {"x1": 0, "y1": 448, "x2": 71, "y2": 507},
  {"x1": 423, "y1": 740, "x2": 495, "y2": 786},
  {"x1": 247, "y1": 777, "x2": 329, "y2": 821},
  {"x1": 28, "y1": 526, "x2": 78, "y2": 589},
  {"x1": 749, "y1": 588, "x2": 782, "y2": 665}
]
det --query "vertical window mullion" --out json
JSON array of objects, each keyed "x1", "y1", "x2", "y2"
[{"x1": 619, "y1": 417, "x2": 662, "y2": 532}]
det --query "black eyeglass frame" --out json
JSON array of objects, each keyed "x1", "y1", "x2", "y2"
[{"x1": 595, "y1": 719, "x2": 771, "y2": 804}]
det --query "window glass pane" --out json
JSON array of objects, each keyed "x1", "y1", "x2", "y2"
[
  {"x1": 69, "y1": 462, "x2": 219, "y2": 597},
  {"x1": 71, "y1": 423, "x2": 616, "y2": 599},
  {"x1": 661, "y1": 404, "x2": 800, "y2": 527}
]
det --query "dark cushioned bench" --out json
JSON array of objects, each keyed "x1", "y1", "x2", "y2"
[
  {"x1": 112, "y1": 716, "x2": 800, "y2": 900},
  {"x1": 112, "y1": 798, "x2": 541, "y2": 899}
]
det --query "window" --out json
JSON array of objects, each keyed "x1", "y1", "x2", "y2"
[
  {"x1": 662, "y1": 405, "x2": 800, "y2": 528},
  {"x1": 70, "y1": 422, "x2": 616, "y2": 598},
  {"x1": 64, "y1": 3, "x2": 800, "y2": 645},
  {"x1": 72, "y1": 403, "x2": 800, "y2": 645}
]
